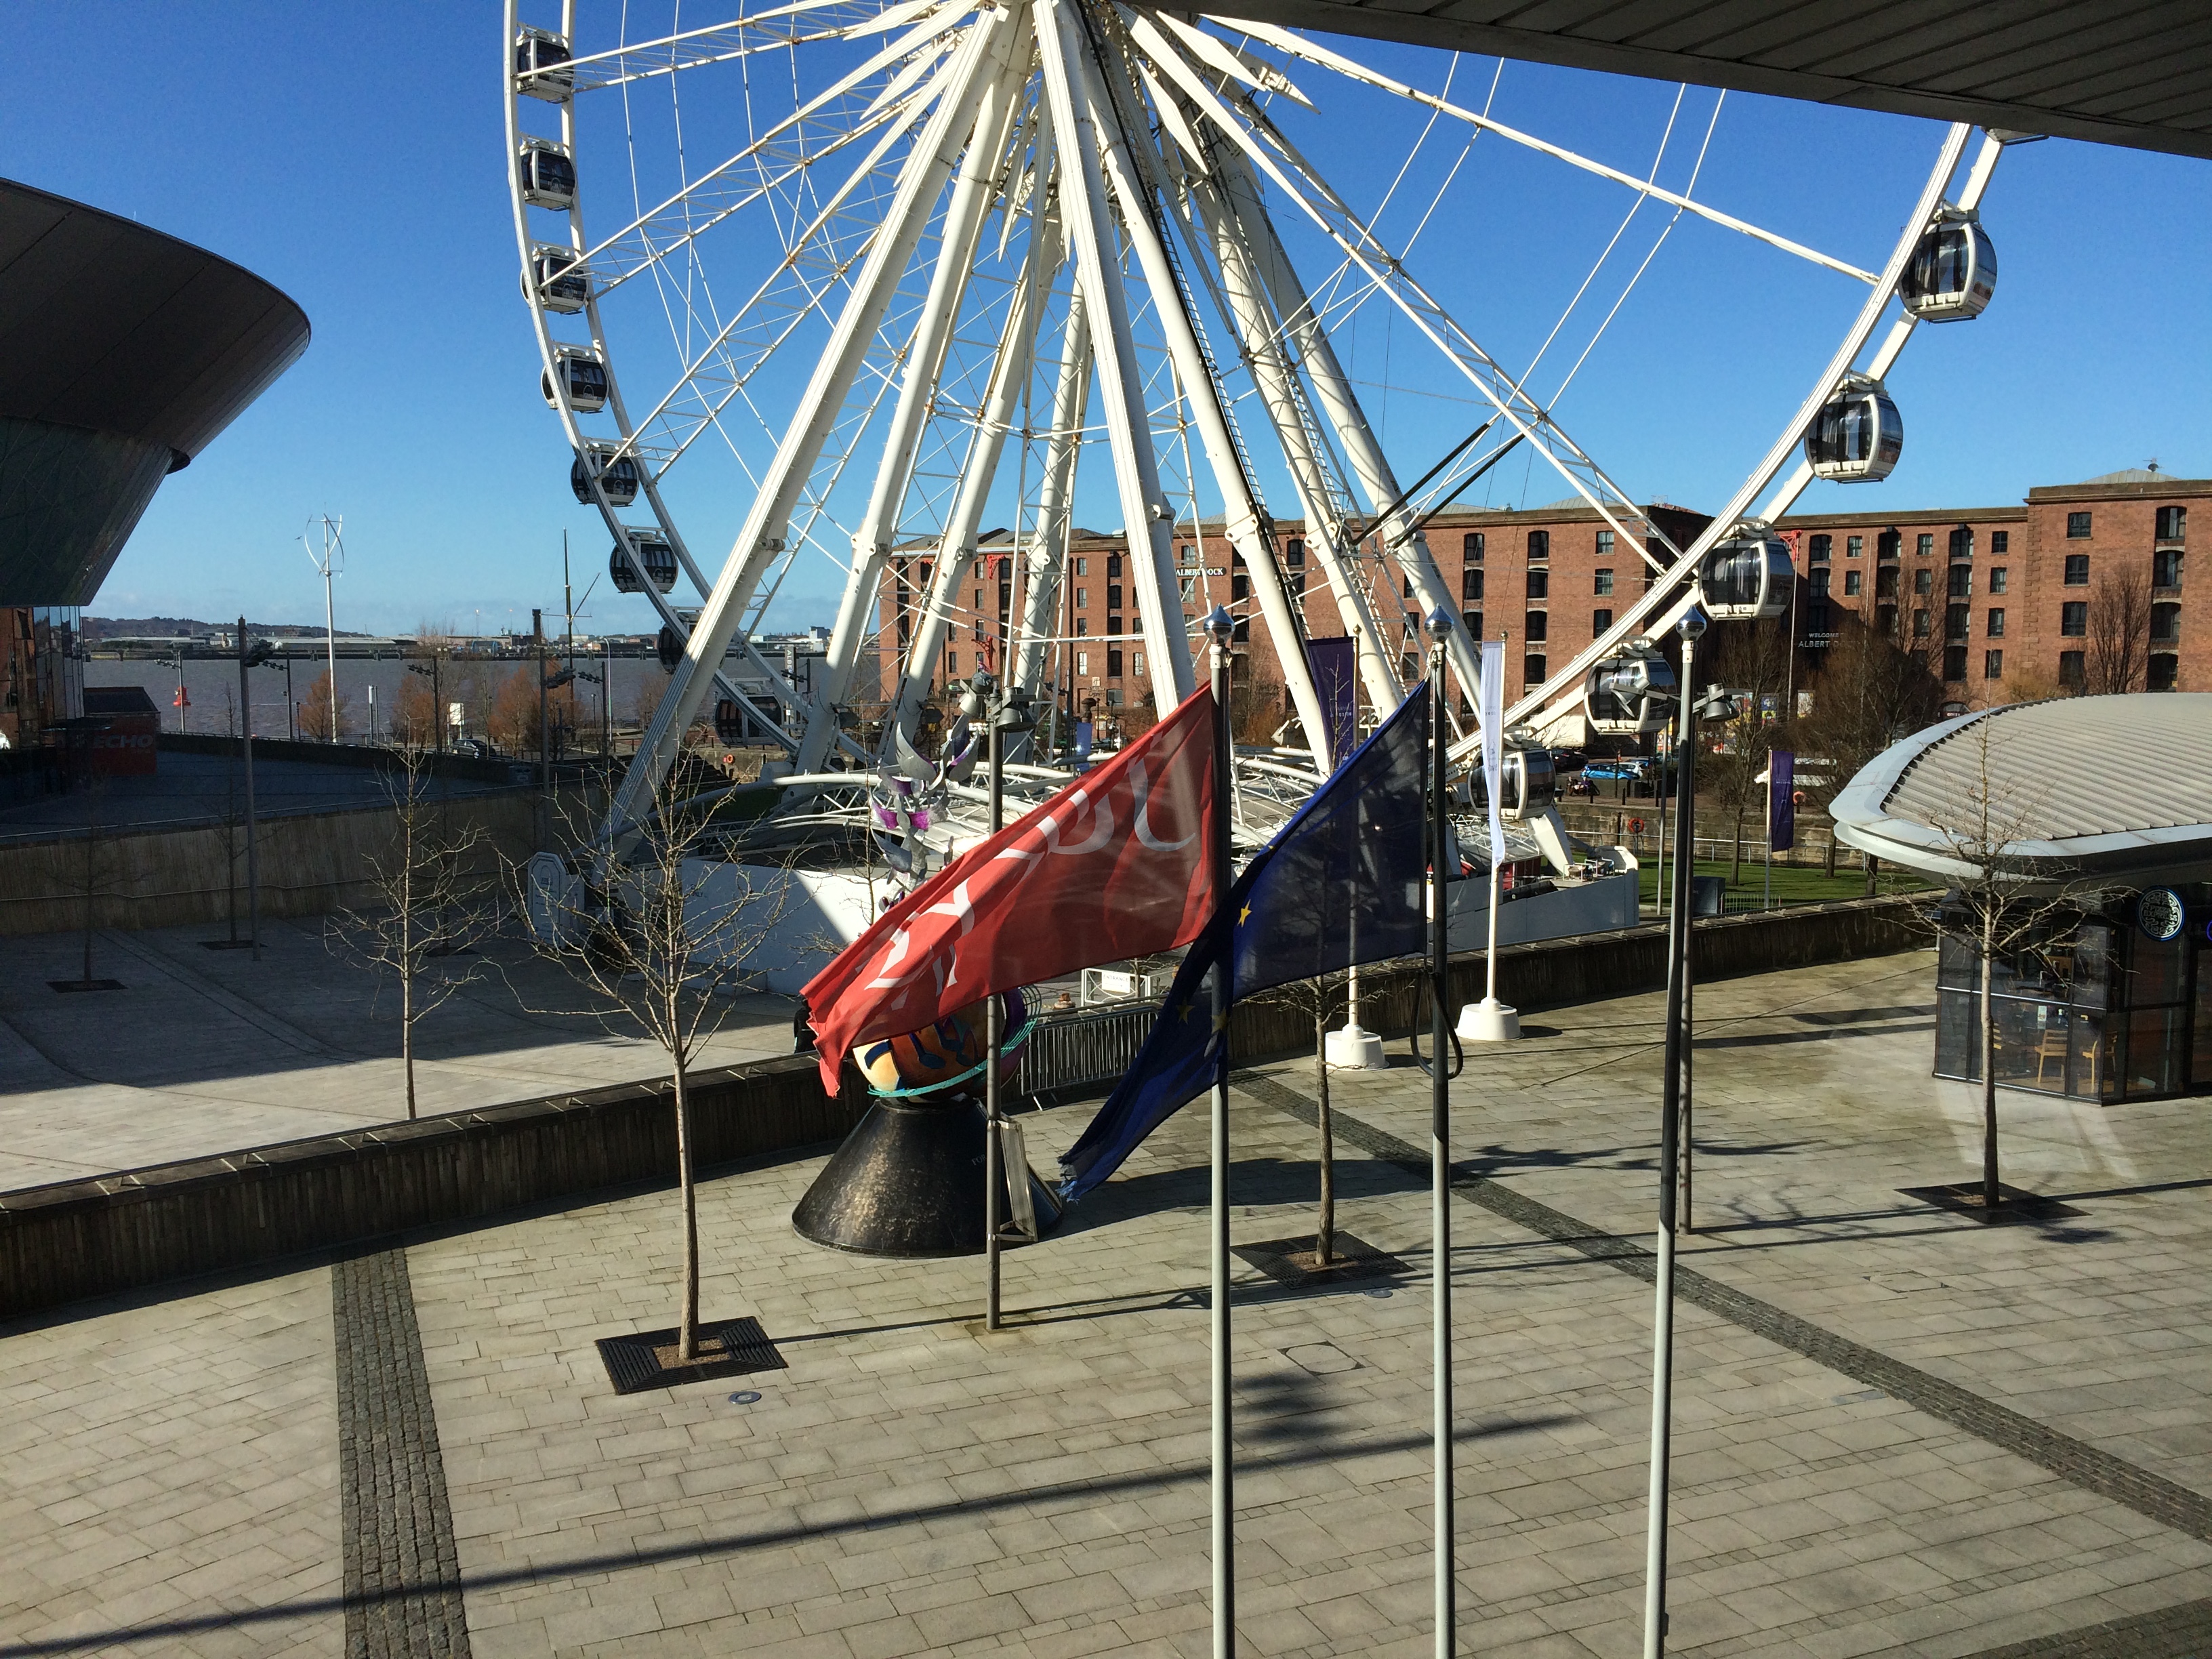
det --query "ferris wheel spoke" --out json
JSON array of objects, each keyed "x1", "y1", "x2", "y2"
[
  {"x1": 607, "y1": 2, "x2": 1023, "y2": 833},
  {"x1": 556, "y1": 0, "x2": 939, "y2": 94},
  {"x1": 573, "y1": 11, "x2": 971, "y2": 291},
  {"x1": 1217, "y1": 17, "x2": 1879, "y2": 287}
]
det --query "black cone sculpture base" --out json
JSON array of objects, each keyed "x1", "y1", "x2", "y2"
[{"x1": 793, "y1": 1097, "x2": 1062, "y2": 1258}]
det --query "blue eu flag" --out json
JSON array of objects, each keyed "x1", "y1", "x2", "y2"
[{"x1": 1059, "y1": 680, "x2": 1431, "y2": 1200}]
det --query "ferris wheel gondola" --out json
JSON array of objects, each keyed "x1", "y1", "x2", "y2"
[
  {"x1": 515, "y1": 137, "x2": 576, "y2": 210},
  {"x1": 1698, "y1": 528, "x2": 1795, "y2": 620},
  {"x1": 1805, "y1": 373, "x2": 1903, "y2": 483},
  {"x1": 571, "y1": 441, "x2": 640, "y2": 507},
  {"x1": 1901, "y1": 209, "x2": 1996, "y2": 322},
  {"x1": 1584, "y1": 647, "x2": 1677, "y2": 737},
  {"x1": 611, "y1": 527, "x2": 676, "y2": 594}
]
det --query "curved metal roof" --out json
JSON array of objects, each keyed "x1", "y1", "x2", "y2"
[
  {"x1": 1832, "y1": 694, "x2": 2212, "y2": 888},
  {"x1": 0, "y1": 178, "x2": 310, "y2": 470},
  {"x1": 1207, "y1": 2, "x2": 2212, "y2": 162}
]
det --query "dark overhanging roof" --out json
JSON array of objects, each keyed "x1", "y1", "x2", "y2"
[
  {"x1": 1201, "y1": 1, "x2": 2212, "y2": 163},
  {"x1": 0, "y1": 177, "x2": 310, "y2": 470}
]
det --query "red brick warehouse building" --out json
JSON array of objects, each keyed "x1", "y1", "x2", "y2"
[{"x1": 873, "y1": 469, "x2": 2200, "y2": 729}]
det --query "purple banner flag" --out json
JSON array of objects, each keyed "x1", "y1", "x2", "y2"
[
  {"x1": 1768, "y1": 750, "x2": 1795, "y2": 852},
  {"x1": 1306, "y1": 636, "x2": 1359, "y2": 766}
]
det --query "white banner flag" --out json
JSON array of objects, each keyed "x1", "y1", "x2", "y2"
[{"x1": 1479, "y1": 641, "x2": 1505, "y2": 866}]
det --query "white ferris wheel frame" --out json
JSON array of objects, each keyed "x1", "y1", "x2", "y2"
[{"x1": 504, "y1": 0, "x2": 2009, "y2": 839}]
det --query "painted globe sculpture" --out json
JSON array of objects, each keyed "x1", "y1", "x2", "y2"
[{"x1": 856, "y1": 988, "x2": 1030, "y2": 1101}]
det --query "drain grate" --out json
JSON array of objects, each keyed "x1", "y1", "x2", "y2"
[
  {"x1": 1233, "y1": 1231, "x2": 1408, "y2": 1292},
  {"x1": 596, "y1": 1316, "x2": 787, "y2": 1395}
]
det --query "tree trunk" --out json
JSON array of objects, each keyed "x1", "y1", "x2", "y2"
[
  {"x1": 1729, "y1": 787, "x2": 1746, "y2": 886},
  {"x1": 1980, "y1": 920, "x2": 2000, "y2": 1210},
  {"x1": 674, "y1": 1042, "x2": 701, "y2": 1361},
  {"x1": 402, "y1": 971, "x2": 416, "y2": 1120},
  {"x1": 1315, "y1": 1009, "x2": 1334, "y2": 1267},
  {"x1": 1863, "y1": 851, "x2": 1879, "y2": 899},
  {"x1": 1823, "y1": 833, "x2": 1837, "y2": 879}
]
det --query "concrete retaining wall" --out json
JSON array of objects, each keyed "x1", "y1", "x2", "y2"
[
  {"x1": 0, "y1": 792, "x2": 541, "y2": 937},
  {"x1": 0, "y1": 894, "x2": 1927, "y2": 1321}
]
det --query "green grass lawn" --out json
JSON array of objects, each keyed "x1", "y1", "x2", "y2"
[{"x1": 1633, "y1": 857, "x2": 1933, "y2": 914}]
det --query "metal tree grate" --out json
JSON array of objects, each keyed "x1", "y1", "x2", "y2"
[
  {"x1": 1233, "y1": 1231, "x2": 1409, "y2": 1291},
  {"x1": 596, "y1": 1316, "x2": 787, "y2": 1395}
]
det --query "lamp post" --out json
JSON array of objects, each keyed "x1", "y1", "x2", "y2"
[{"x1": 970, "y1": 665, "x2": 1035, "y2": 1332}]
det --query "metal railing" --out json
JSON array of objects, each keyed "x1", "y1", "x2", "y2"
[{"x1": 1015, "y1": 1000, "x2": 1164, "y2": 1097}]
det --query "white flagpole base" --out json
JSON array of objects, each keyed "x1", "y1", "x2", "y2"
[
  {"x1": 1324, "y1": 1023, "x2": 1389, "y2": 1070},
  {"x1": 1458, "y1": 998, "x2": 1521, "y2": 1042}
]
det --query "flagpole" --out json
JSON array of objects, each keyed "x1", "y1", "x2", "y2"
[
  {"x1": 1644, "y1": 608, "x2": 1704, "y2": 1659},
  {"x1": 1204, "y1": 606, "x2": 1236, "y2": 1659},
  {"x1": 1425, "y1": 614, "x2": 1455, "y2": 1658},
  {"x1": 984, "y1": 672, "x2": 1006, "y2": 1332}
]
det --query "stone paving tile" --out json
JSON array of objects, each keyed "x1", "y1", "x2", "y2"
[{"x1": 14, "y1": 950, "x2": 2212, "y2": 1656}]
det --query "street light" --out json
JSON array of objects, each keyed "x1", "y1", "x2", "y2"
[{"x1": 970, "y1": 664, "x2": 1036, "y2": 1335}]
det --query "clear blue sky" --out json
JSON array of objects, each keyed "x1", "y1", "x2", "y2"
[{"x1": 5, "y1": 3, "x2": 2205, "y2": 636}]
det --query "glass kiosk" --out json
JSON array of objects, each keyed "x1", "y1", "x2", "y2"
[{"x1": 1936, "y1": 884, "x2": 2212, "y2": 1101}]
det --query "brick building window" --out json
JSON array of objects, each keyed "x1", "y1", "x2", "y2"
[
  {"x1": 1463, "y1": 532, "x2": 1483, "y2": 562},
  {"x1": 2067, "y1": 512, "x2": 2092, "y2": 539},
  {"x1": 1133, "y1": 651, "x2": 1145, "y2": 676},
  {"x1": 2061, "y1": 601, "x2": 2087, "y2": 636},
  {"x1": 1524, "y1": 610, "x2": 1549, "y2": 642},
  {"x1": 1811, "y1": 570, "x2": 1831, "y2": 598},
  {"x1": 2060, "y1": 651, "x2": 2085, "y2": 685},
  {"x1": 1107, "y1": 583, "x2": 1124, "y2": 609},
  {"x1": 1847, "y1": 535, "x2": 1864, "y2": 558},
  {"x1": 1990, "y1": 567, "x2": 2008, "y2": 594},
  {"x1": 1527, "y1": 529, "x2": 1549, "y2": 561},
  {"x1": 2064, "y1": 555, "x2": 2089, "y2": 586},
  {"x1": 1808, "y1": 602, "x2": 1830, "y2": 631},
  {"x1": 1465, "y1": 610, "x2": 1482, "y2": 639},
  {"x1": 1945, "y1": 605, "x2": 1969, "y2": 640},
  {"x1": 2152, "y1": 602, "x2": 2181, "y2": 642},
  {"x1": 1917, "y1": 533, "x2": 1934, "y2": 558},
  {"x1": 1286, "y1": 539, "x2": 1305, "y2": 567},
  {"x1": 1990, "y1": 531, "x2": 2009, "y2": 555},
  {"x1": 2154, "y1": 549, "x2": 2183, "y2": 588},
  {"x1": 1913, "y1": 609, "x2": 1931, "y2": 638},
  {"x1": 1914, "y1": 568, "x2": 1934, "y2": 596},
  {"x1": 1594, "y1": 569, "x2": 1614, "y2": 595},
  {"x1": 1526, "y1": 569, "x2": 1549, "y2": 598},
  {"x1": 1948, "y1": 565, "x2": 1972, "y2": 596},
  {"x1": 1877, "y1": 530, "x2": 1900, "y2": 560},
  {"x1": 1075, "y1": 650, "x2": 1089, "y2": 675},
  {"x1": 1948, "y1": 526, "x2": 1974, "y2": 559},
  {"x1": 1072, "y1": 556, "x2": 1087, "y2": 576},
  {"x1": 1523, "y1": 654, "x2": 1546, "y2": 684},
  {"x1": 1987, "y1": 608, "x2": 2005, "y2": 637},
  {"x1": 1984, "y1": 650, "x2": 2003, "y2": 680},
  {"x1": 1075, "y1": 587, "x2": 1088, "y2": 609},
  {"x1": 1107, "y1": 649, "x2": 1124, "y2": 678},
  {"x1": 1875, "y1": 568, "x2": 1898, "y2": 598},
  {"x1": 1877, "y1": 605, "x2": 1898, "y2": 634},
  {"x1": 1943, "y1": 646, "x2": 1967, "y2": 682},
  {"x1": 2149, "y1": 655, "x2": 2179, "y2": 691},
  {"x1": 1463, "y1": 568, "x2": 1483, "y2": 602},
  {"x1": 1592, "y1": 608, "x2": 1613, "y2": 635},
  {"x1": 1597, "y1": 530, "x2": 1615, "y2": 557},
  {"x1": 1107, "y1": 553, "x2": 1123, "y2": 576},
  {"x1": 946, "y1": 649, "x2": 960, "y2": 673},
  {"x1": 1844, "y1": 571, "x2": 1862, "y2": 596},
  {"x1": 2157, "y1": 506, "x2": 2187, "y2": 540},
  {"x1": 1809, "y1": 534, "x2": 1832, "y2": 562}
]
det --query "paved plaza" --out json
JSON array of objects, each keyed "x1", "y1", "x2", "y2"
[
  {"x1": 0, "y1": 918, "x2": 796, "y2": 1190},
  {"x1": 7, "y1": 947, "x2": 2212, "y2": 1657}
]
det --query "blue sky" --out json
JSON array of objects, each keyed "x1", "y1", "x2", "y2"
[{"x1": 5, "y1": 3, "x2": 2205, "y2": 636}]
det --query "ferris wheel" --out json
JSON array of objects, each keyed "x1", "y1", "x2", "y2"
[{"x1": 504, "y1": 0, "x2": 2013, "y2": 844}]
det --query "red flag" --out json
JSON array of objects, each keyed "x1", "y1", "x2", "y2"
[{"x1": 804, "y1": 685, "x2": 1218, "y2": 1094}]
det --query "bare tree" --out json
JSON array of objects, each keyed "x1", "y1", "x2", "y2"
[
  {"x1": 325, "y1": 748, "x2": 494, "y2": 1118},
  {"x1": 301, "y1": 669, "x2": 352, "y2": 741},
  {"x1": 2083, "y1": 563, "x2": 2151, "y2": 695},
  {"x1": 1256, "y1": 972, "x2": 1350, "y2": 1266},
  {"x1": 1795, "y1": 609, "x2": 1944, "y2": 894},
  {"x1": 517, "y1": 771, "x2": 794, "y2": 1363},
  {"x1": 1918, "y1": 716, "x2": 2085, "y2": 1211}
]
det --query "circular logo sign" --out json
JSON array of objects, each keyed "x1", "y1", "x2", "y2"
[{"x1": 2138, "y1": 887, "x2": 2185, "y2": 942}]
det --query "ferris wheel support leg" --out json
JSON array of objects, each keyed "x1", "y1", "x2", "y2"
[
  {"x1": 1182, "y1": 159, "x2": 1400, "y2": 719},
  {"x1": 603, "y1": 7, "x2": 1019, "y2": 842},
  {"x1": 1010, "y1": 290, "x2": 1092, "y2": 707},
  {"x1": 1036, "y1": 0, "x2": 1193, "y2": 715},
  {"x1": 1078, "y1": 39, "x2": 1332, "y2": 775},
  {"x1": 804, "y1": 31, "x2": 1035, "y2": 773},
  {"x1": 1220, "y1": 159, "x2": 1479, "y2": 704},
  {"x1": 893, "y1": 212, "x2": 1071, "y2": 739}
]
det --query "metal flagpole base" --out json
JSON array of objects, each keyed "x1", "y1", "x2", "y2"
[
  {"x1": 1325, "y1": 1023, "x2": 1389, "y2": 1069},
  {"x1": 1458, "y1": 998, "x2": 1521, "y2": 1042}
]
